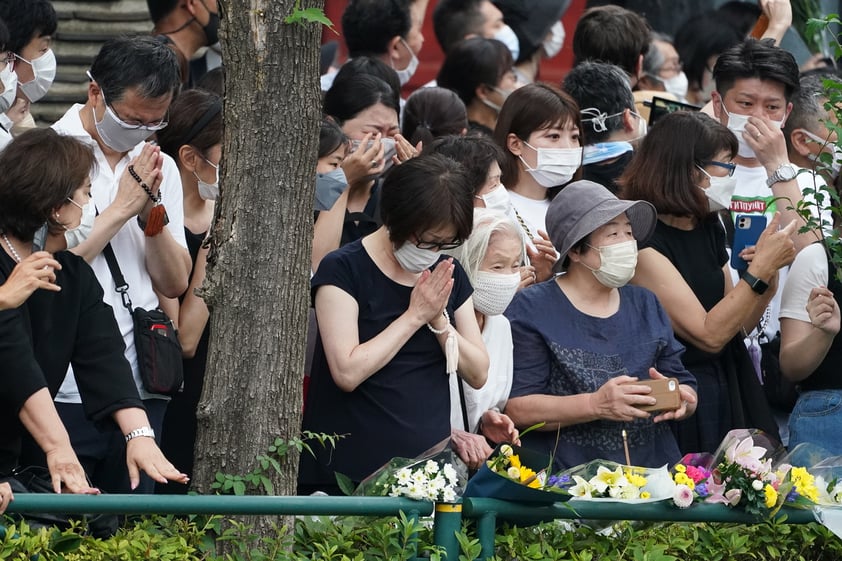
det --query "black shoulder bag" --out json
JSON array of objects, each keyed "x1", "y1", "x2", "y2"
[{"x1": 102, "y1": 243, "x2": 184, "y2": 395}]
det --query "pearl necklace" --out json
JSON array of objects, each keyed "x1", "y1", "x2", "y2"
[{"x1": 2, "y1": 233, "x2": 22, "y2": 263}]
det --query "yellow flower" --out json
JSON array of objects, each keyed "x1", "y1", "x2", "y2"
[
  {"x1": 640, "y1": 491, "x2": 651, "y2": 499},
  {"x1": 590, "y1": 466, "x2": 628, "y2": 494},
  {"x1": 764, "y1": 484, "x2": 778, "y2": 508},
  {"x1": 674, "y1": 473, "x2": 695, "y2": 490},
  {"x1": 791, "y1": 467, "x2": 819, "y2": 502},
  {"x1": 509, "y1": 454, "x2": 522, "y2": 469},
  {"x1": 519, "y1": 466, "x2": 536, "y2": 483},
  {"x1": 674, "y1": 464, "x2": 686, "y2": 473},
  {"x1": 625, "y1": 472, "x2": 648, "y2": 488}
]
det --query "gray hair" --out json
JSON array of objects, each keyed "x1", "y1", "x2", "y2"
[{"x1": 445, "y1": 208, "x2": 523, "y2": 284}]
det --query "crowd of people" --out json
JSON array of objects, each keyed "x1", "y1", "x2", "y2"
[{"x1": 1, "y1": 0, "x2": 841, "y2": 524}]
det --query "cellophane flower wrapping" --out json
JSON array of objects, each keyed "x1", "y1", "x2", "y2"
[
  {"x1": 554, "y1": 460, "x2": 674, "y2": 503},
  {"x1": 353, "y1": 438, "x2": 468, "y2": 502}
]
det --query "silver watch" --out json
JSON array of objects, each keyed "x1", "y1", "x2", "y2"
[
  {"x1": 766, "y1": 163, "x2": 797, "y2": 188},
  {"x1": 125, "y1": 426, "x2": 156, "y2": 443}
]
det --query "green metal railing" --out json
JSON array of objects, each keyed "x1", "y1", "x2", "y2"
[{"x1": 0, "y1": 494, "x2": 820, "y2": 560}]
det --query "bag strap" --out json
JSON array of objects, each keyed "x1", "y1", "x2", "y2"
[
  {"x1": 102, "y1": 243, "x2": 133, "y2": 312},
  {"x1": 457, "y1": 378, "x2": 470, "y2": 432}
]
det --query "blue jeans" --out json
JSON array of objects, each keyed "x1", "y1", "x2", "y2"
[{"x1": 788, "y1": 390, "x2": 842, "y2": 456}]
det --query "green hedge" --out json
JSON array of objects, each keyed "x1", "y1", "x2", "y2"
[{"x1": 2, "y1": 512, "x2": 841, "y2": 560}]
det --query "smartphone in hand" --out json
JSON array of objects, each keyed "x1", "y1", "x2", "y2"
[
  {"x1": 730, "y1": 214, "x2": 767, "y2": 271},
  {"x1": 636, "y1": 378, "x2": 681, "y2": 413}
]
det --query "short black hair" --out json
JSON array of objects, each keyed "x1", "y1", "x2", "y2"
[
  {"x1": 196, "y1": 66, "x2": 223, "y2": 96},
  {"x1": 572, "y1": 5, "x2": 650, "y2": 78},
  {"x1": 428, "y1": 134, "x2": 504, "y2": 195},
  {"x1": 332, "y1": 56, "x2": 401, "y2": 110},
  {"x1": 432, "y1": 0, "x2": 486, "y2": 54},
  {"x1": 381, "y1": 152, "x2": 474, "y2": 246},
  {"x1": 323, "y1": 73, "x2": 399, "y2": 125},
  {"x1": 713, "y1": 38, "x2": 800, "y2": 102},
  {"x1": 318, "y1": 117, "x2": 348, "y2": 159},
  {"x1": 0, "y1": 17, "x2": 8, "y2": 51},
  {"x1": 402, "y1": 87, "x2": 467, "y2": 147},
  {"x1": 89, "y1": 35, "x2": 181, "y2": 103},
  {"x1": 0, "y1": 0, "x2": 57, "y2": 54},
  {"x1": 0, "y1": 129, "x2": 95, "y2": 241},
  {"x1": 563, "y1": 61, "x2": 634, "y2": 145},
  {"x1": 674, "y1": 12, "x2": 741, "y2": 94},
  {"x1": 716, "y1": 1, "x2": 762, "y2": 37},
  {"x1": 341, "y1": 0, "x2": 411, "y2": 58},
  {"x1": 437, "y1": 37, "x2": 512, "y2": 107},
  {"x1": 156, "y1": 88, "x2": 222, "y2": 162},
  {"x1": 146, "y1": 0, "x2": 180, "y2": 24}
]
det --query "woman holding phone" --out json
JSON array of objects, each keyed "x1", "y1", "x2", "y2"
[{"x1": 619, "y1": 111, "x2": 796, "y2": 453}]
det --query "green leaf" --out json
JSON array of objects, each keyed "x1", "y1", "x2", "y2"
[
  {"x1": 335, "y1": 471, "x2": 356, "y2": 496},
  {"x1": 233, "y1": 480, "x2": 247, "y2": 496}
]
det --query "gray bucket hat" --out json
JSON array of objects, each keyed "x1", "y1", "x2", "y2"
[{"x1": 546, "y1": 180, "x2": 657, "y2": 262}]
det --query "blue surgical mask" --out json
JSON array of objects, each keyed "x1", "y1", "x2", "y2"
[{"x1": 315, "y1": 168, "x2": 348, "y2": 211}]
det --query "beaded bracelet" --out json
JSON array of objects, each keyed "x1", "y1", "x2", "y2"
[{"x1": 427, "y1": 309, "x2": 450, "y2": 334}]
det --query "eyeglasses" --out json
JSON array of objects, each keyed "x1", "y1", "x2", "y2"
[
  {"x1": 414, "y1": 236, "x2": 463, "y2": 251},
  {"x1": 102, "y1": 90, "x2": 169, "y2": 131},
  {"x1": 702, "y1": 160, "x2": 736, "y2": 177}
]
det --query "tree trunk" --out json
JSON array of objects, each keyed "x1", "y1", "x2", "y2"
[{"x1": 192, "y1": 0, "x2": 322, "y2": 534}]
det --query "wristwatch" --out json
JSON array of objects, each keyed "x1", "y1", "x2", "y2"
[
  {"x1": 741, "y1": 271, "x2": 769, "y2": 295},
  {"x1": 125, "y1": 426, "x2": 156, "y2": 443},
  {"x1": 766, "y1": 163, "x2": 798, "y2": 188}
]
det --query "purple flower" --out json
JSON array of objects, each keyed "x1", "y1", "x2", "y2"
[
  {"x1": 695, "y1": 483, "x2": 708, "y2": 498},
  {"x1": 548, "y1": 474, "x2": 571, "y2": 488},
  {"x1": 786, "y1": 489, "x2": 798, "y2": 503}
]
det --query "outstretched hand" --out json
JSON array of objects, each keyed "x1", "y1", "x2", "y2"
[{"x1": 126, "y1": 437, "x2": 189, "y2": 490}]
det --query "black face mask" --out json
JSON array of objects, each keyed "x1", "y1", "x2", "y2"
[
  {"x1": 582, "y1": 151, "x2": 634, "y2": 195},
  {"x1": 200, "y1": 0, "x2": 219, "y2": 45}
]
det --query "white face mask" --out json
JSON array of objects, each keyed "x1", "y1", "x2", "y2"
[
  {"x1": 542, "y1": 22, "x2": 565, "y2": 59},
  {"x1": 583, "y1": 239, "x2": 638, "y2": 288},
  {"x1": 350, "y1": 137, "x2": 397, "y2": 175},
  {"x1": 659, "y1": 72, "x2": 689, "y2": 101},
  {"x1": 480, "y1": 85, "x2": 512, "y2": 114},
  {"x1": 16, "y1": 49, "x2": 56, "y2": 102},
  {"x1": 799, "y1": 128, "x2": 842, "y2": 176},
  {"x1": 720, "y1": 102, "x2": 784, "y2": 159},
  {"x1": 494, "y1": 24, "x2": 520, "y2": 61},
  {"x1": 393, "y1": 39, "x2": 419, "y2": 86},
  {"x1": 64, "y1": 198, "x2": 96, "y2": 249},
  {"x1": 0, "y1": 63, "x2": 18, "y2": 113},
  {"x1": 519, "y1": 141, "x2": 582, "y2": 188},
  {"x1": 478, "y1": 183, "x2": 512, "y2": 214},
  {"x1": 393, "y1": 241, "x2": 440, "y2": 273},
  {"x1": 696, "y1": 166, "x2": 737, "y2": 212},
  {"x1": 473, "y1": 270, "x2": 521, "y2": 316},
  {"x1": 631, "y1": 112, "x2": 647, "y2": 141},
  {"x1": 194, "y1": 157, "x2": 219, "y2": 200},
  {"x1": 88, "y1": 71, "x2": 167, "y2": 153}
]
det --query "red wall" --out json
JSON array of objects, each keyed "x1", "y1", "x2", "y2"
[{"x1": 322, "y1": 0, "x2": 587, "y2": 94}]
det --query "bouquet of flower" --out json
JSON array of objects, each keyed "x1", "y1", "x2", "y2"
[
  {"x1": 553, "y1": 460, "x2": 674, "y2": 503},
  {"x1": 464, "y1": 443, "x2": 570, "y2": 505},
  {"x1": 670, "y1": 429, "x2": 820, "y2": 516},
  {"x1": 352, "y1": 438, "x2": 468, "y2": 503}
]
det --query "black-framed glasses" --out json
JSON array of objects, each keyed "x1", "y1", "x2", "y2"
[
  {"x1": 703, "y1": 160, "x2": 737, "y2": 177},
  {"x1": 102, "y1": 90, "x2": 169, "y2": 131},
  {"x1": 414, "y1": 237, "x2": 463, "y2": 251}
]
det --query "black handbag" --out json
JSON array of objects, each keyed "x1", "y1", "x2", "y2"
[{"x1": 102, "y1": 243, "x2": 184, "y2": 396}]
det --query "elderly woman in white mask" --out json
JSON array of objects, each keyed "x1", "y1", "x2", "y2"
[
  {"x1": 504, "y1": 180, "x2": 698, "y2": 471},
  {"x1": 446, "y1": 209, "x2": 523, "y2": 468}
]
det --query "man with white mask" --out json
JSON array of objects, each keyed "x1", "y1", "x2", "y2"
[
  {"x1": 637, "y1": 33, "x2": 688, "y2": 102},
  {"x1": 563, "y1": 61, "x2": 646, "y2": 195},
  {"x1": 433, "y1": 0, "x2": 517, "y2": 58},
  {"x1": 712, "y1": 38, "x2": 822, "y2": 444},
  {"x1": 320, "y1": 0, "x2": 425, "y2": 92},
  {"x1": 784, "y1": 73, "x2": 842, "y2": 196},
  {"x1": 48, "y1": 35, "x2": 190, "y2": 494}
]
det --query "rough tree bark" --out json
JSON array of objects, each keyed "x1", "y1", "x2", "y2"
[{"x1": 192, "y1": 0, "x2": 322, "y2": 530}]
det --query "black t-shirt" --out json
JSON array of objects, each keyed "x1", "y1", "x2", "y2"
[
  {"x1": 644, "y1": 216, "x2": 729, "y2": 367},
  {"x1": 299, "y1": 240, "x2": 472, "y2": 486}
]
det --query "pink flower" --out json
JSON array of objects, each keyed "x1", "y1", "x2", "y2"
[
  {"x1": 704, "y1": 480, "x2": 729, "y2": 505},
  {"x1": 685, "y1": 466, "x2": 710, "y2": 484},
  {"x1": 725, "y1": 437, "x2": 766, "y2": 473},
  {"x1": 673, "y1": 484, "x2": 694, "y2": 508}
]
